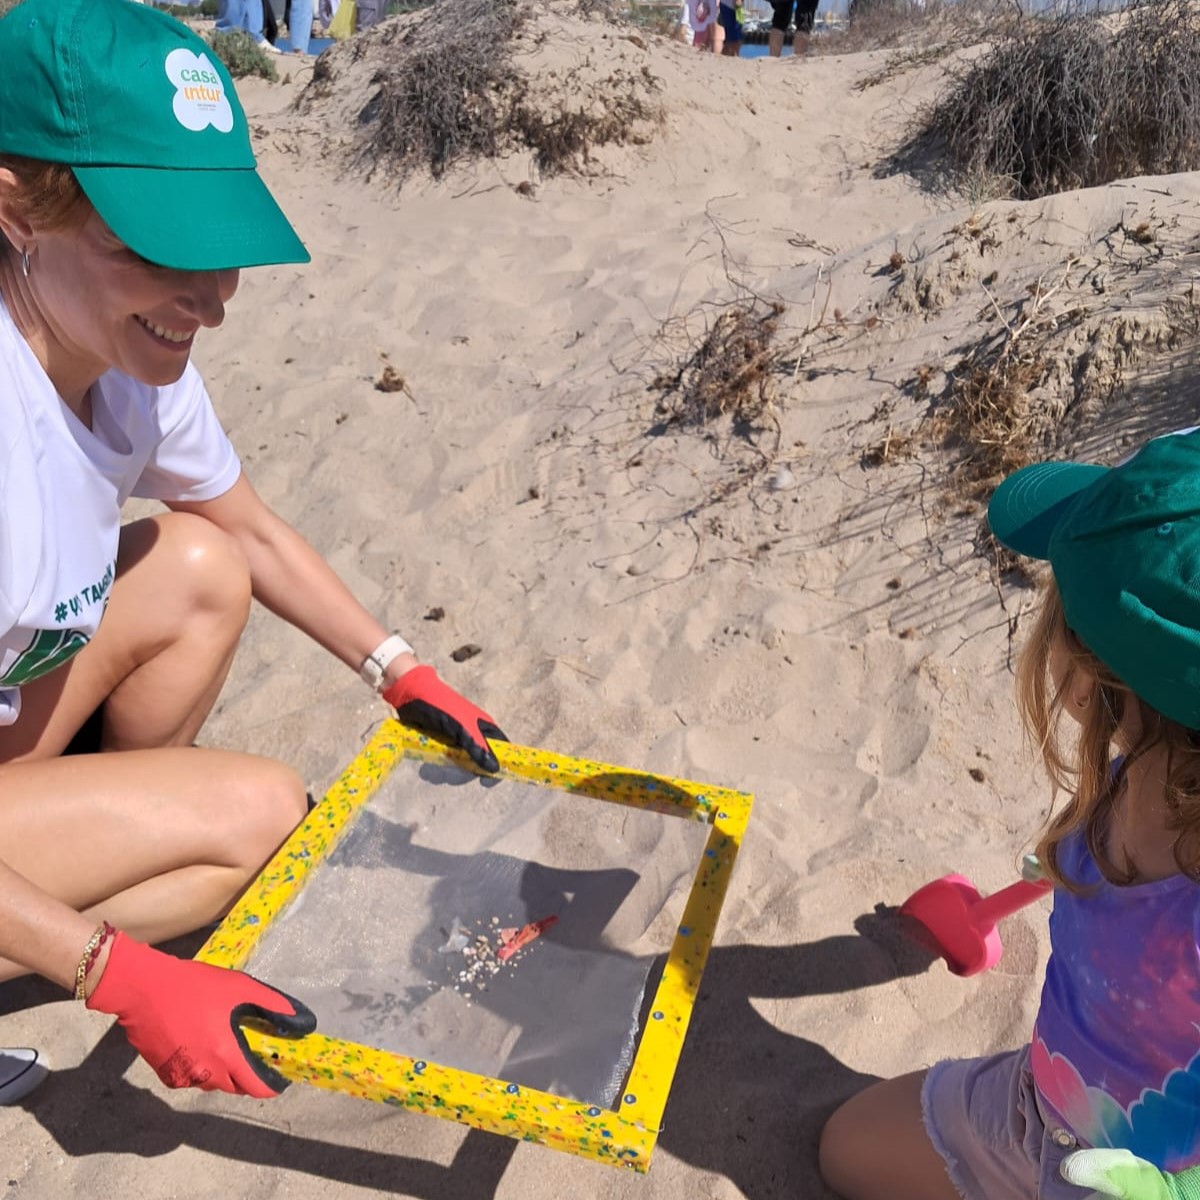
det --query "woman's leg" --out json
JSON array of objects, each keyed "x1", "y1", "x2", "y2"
[
  {"x1": 0, "y1": 746, "x2": 307, "y2": 979},
  {"x1": 245, "y1": 0, "x2": 265, "y2": 39},
  {"x1": 288, "y1": 0, "x2": 313, "y2": 51},
  {"x1": 0, "y1": 510, "x2": 307, "y2": 980},
  {"x1": 820, "y1": 1073, "x2": 962, "y2": 1200},
  {"x1": 215, "y1": 0, "x2": 241, "y2": 32},
  {"x1": 0, "y1": 513, "x2": 251, "y2": 763}
]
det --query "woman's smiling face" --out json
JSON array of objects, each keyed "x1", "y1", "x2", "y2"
[{"x1": 21, "y1": 208, "x2": 240, "y2": 396}]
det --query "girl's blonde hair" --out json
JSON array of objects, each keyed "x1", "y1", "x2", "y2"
[
  {"x1": 0, "y1": 155, "x2": 88, "y2": 258},
  {"x1": 1017, "y1": 577, "x2": 1200, "y2": 888}
]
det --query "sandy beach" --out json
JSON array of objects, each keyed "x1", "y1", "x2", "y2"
[{"x1": 4, "y1": 4, "x2": 1199, "y2": 1196}]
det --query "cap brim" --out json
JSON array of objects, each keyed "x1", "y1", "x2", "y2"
[
  {"x1": 987, "y1": 460, "x2": 1110, "y2": 559},
  {"x1": 73, "y1": 165, "x2": 309, "y2": 270}
]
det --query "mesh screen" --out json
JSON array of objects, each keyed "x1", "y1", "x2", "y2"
[{"x1": 245, "y1": 756, "x2": 710, "y2": 1108}]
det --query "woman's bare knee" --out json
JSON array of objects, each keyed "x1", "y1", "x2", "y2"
[
  {"x1": 0, "y1": 516, "x2": 256, "y2": 761},
  {"x1": 125, "y1": 512, "x2": 251, "y2": 628},
  {"x1": 227, "y1": 762, "x2": 308, "y2": 873}
]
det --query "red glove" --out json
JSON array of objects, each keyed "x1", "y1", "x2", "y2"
[
  {"x1": 86, "y1": 932, "x2": 316, "y2": 1098},
  {"x1": 382, "y1": 664, "x2": 508, "y2": 774}
]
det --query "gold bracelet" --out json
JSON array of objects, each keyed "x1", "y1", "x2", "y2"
[{"x1": 73, "y1": 921, "x2": 115, "y2": 1001}]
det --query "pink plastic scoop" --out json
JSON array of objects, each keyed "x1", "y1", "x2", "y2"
[{"x1": 900, "y1": 873, "x2": 1053, "y2": 976}]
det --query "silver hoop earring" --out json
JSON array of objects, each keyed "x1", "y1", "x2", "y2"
[{"x1": 19, "y1": 249, "x2": 30, "y2": 278}]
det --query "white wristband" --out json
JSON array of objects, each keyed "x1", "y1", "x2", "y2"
[{"x1": 360, "y1": 634, "x2": 415, "y2": 691}]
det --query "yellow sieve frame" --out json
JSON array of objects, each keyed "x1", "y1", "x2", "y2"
[{"x1": 196, "y1": 721, "x2": 753, "y2": 1172}]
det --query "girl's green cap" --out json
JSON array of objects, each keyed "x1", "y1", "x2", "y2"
[
  {"x1": 989, "y1": 428, "x2": 1200, "y2": 728},
  {"x1": 0, "y1": 0, "x2": 309, "y2": 270}
]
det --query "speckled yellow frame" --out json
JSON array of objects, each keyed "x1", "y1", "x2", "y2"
[{"x1": 196, "y1": 721, "x2": 752, "y2": 1172}]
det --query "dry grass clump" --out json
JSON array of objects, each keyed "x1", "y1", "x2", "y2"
[
  {"x1": 912, "y1": 0, "x2": 1200, "y2": 199},
  {"x1": 342, "y1": 0, "x2": 663, "y2": 182},
  {"x1": 653, "y1": 299, "x2": 787, "y2": 428},
  {"x1": 508, "y1": 68, "x2": 664, "y2": 174},
  {"x1": 927, "y1": 257, "x2": 1086, "y2": 498},
  {"x1": 861, "y1": 424, "x2": 920, "y2": 466},
  {"x1": 934, "y1": 352, "x2": 1047, "y2": 496}
]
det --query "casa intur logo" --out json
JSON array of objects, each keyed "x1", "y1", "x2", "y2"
[{"x1": 165, "y1": 49, "x2": 233, "y2": 133}]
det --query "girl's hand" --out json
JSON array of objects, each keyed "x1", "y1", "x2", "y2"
[
  {"x1": 1061, "y1": 1149, "x2": 1200, "y2": 1199},
  {"x1": 87, "y1": 931, "x2": 316, "y2": 1097},
  {"x1": 382, "y1": 665, "x2": 508, "y2": 774}
]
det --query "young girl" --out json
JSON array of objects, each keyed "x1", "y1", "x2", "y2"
[
  {"x1": 819, "y1": 429, "x2": 1200, "y2": 1199},
  {"x1": 680, "y1": 0, "x2": 719, "y2": 50}
]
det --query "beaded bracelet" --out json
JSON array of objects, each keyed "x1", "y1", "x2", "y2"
[{"x1": 74, "y1": 921, "x2": 116, "y2": 1001}]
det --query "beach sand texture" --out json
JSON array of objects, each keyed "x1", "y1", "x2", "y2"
[{"x1": 5, "y1": 5, "x2": 1200, "y2": 1196}]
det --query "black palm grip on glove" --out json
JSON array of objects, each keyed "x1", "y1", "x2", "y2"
[
  {"x1": 381, "y1": 664, "x2": 508, "y2": 774},
  {"x1": 228, "y1": 985, "x2": 318, "y2": 1093}
]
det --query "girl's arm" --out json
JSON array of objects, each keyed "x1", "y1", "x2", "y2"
[{"x1": 168, "y1": 474, "x2": 507, "y2": 771}]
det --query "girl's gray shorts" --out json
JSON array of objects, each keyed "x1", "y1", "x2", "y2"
[{"x1": 921, "y1": 1045, "x2": 1090, "y2": 1199}]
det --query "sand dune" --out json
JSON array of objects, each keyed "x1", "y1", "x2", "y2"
[{"x1": 4, "y1": 7, "x2": 1199, "y2": 1197}]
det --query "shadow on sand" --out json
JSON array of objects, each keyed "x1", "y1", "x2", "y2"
[{"x1": 1, "y1": 910, "x2": 936, "y2": 1198}]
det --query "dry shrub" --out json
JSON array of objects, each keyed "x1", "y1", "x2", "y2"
[
  {"x1": 919, "y1": 14, "x2": 1110, "y2": 197},
  {"x1": 912, "y1": 0, "x2": 1200, "y2": 199},
  {"x1": 653, "y1": 299, "x2": 786, "y2": 428},
  {"x1": 819, "y1": 0, "x2": 1009, "y2": 55},
  {"x1": 349, "y1": 0, "x2": 663, "y2": 181},
  {"x1": 927, "y1": 264, "x2": 1075, "y2": 497},
  {"x1": 361, "y1": 0, "x2": 523, "y2": 179},
  {"x1": 844, "y1": 0, "x2": 941, "y2": 45},
  {"x1": 1104, "y1": 0, "x2": 1200, "y2": 178}
]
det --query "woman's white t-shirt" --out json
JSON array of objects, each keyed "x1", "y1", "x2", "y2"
[{"x1": 0, "y1": 297, "x2": 242, "y2": 726}]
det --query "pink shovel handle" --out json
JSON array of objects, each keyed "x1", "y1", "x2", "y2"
[{"x1": 971, "y1": 878, "x2": 1052, "y2": 925}]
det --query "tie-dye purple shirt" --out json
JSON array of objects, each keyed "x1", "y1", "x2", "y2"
[{"x1": 1031, "y1": 832, "x2": 1200, "y2": 1171}]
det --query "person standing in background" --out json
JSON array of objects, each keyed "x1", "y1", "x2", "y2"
[
  {"x1": 216, "y1": 0, "x2": 280, "y2": 53},
  {"x1": 286, "y1": 0, "x2": 314, "y2": 52},
  {"x1": 263, "y1": 0, "x2": 283, "y2": 44},
  {"x1": 717, "y1": 0, "x2": 743, "y2": 55},
  {"x1": 679, "y1": 0, "x2": 718, "y2": 49},
  {"x1": 769, "y1": 0, "x2": 819, "y2": 55},
  {"x1": 356, "y1": 0, "x2": 386, "y2": 32}
]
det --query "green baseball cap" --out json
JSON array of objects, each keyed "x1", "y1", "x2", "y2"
[
  {"x1": 989, "y1": 428, "x2": 1200, "y2": 728},
  {"x1": 0, "y1": 0, "x2": 309, "y2": 270}
]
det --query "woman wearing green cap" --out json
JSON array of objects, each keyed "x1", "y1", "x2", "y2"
[{"x1": 0, "y1": 0, "x2": 507, "y2": 1101}]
